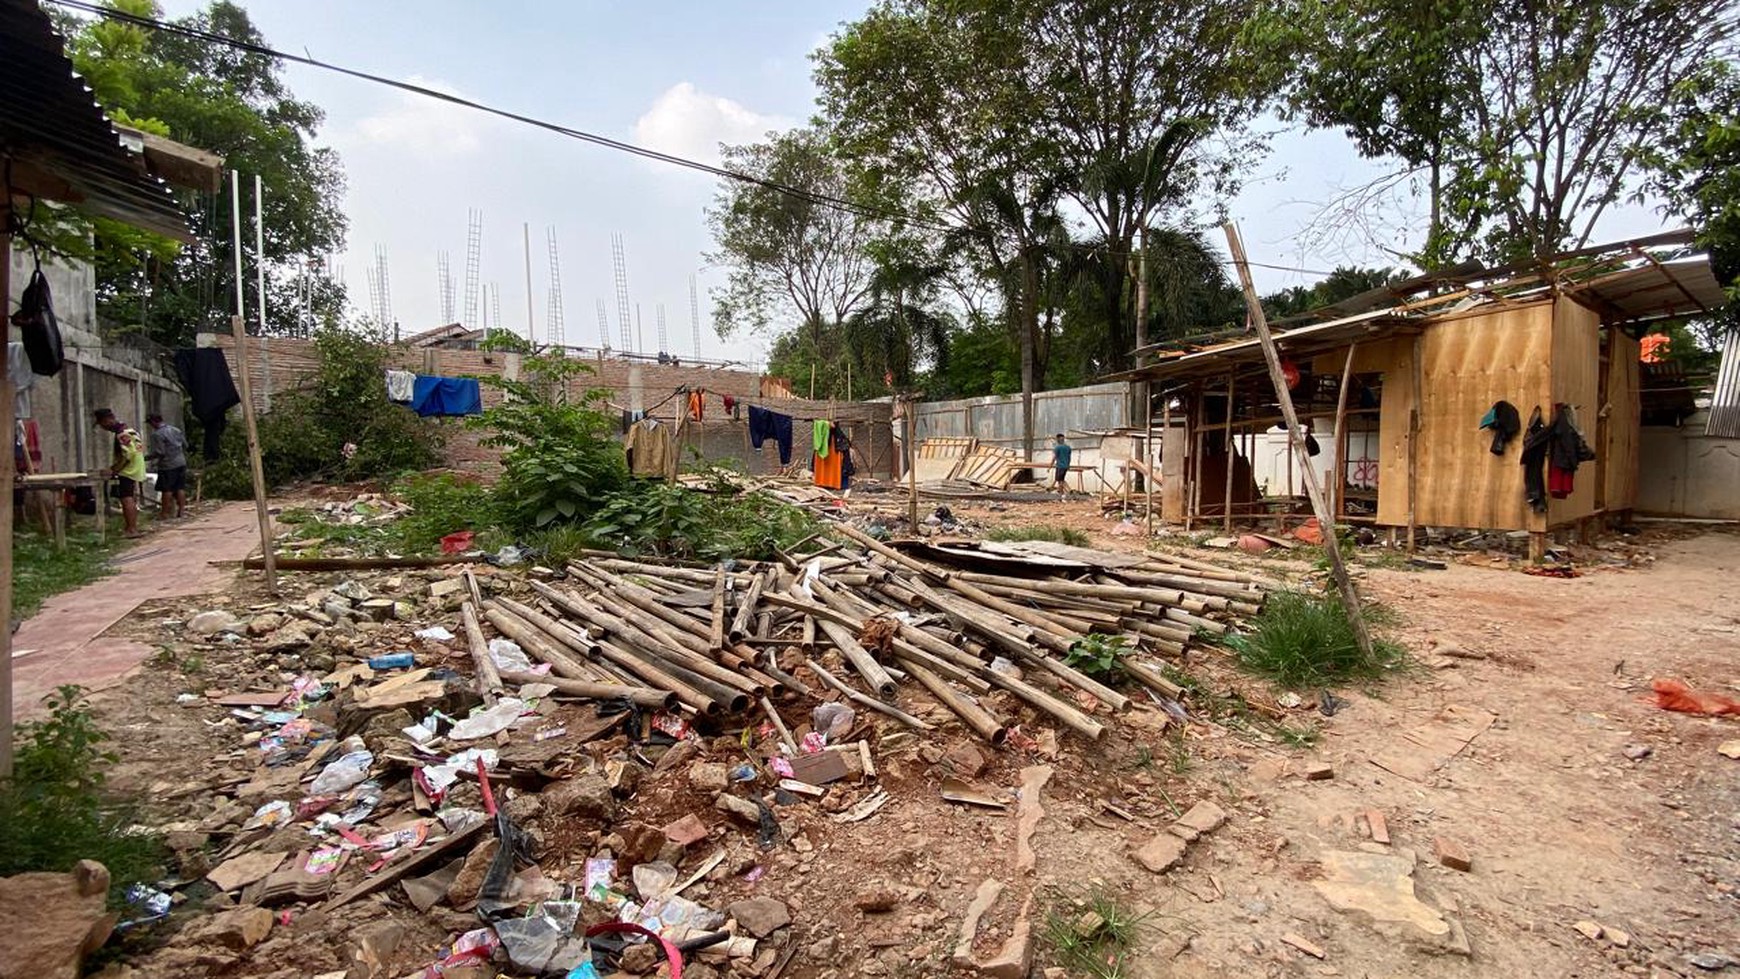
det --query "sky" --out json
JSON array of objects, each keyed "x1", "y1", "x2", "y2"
[{"x1": 160, "y1": 1, "x2": 1675, "y2": 370}]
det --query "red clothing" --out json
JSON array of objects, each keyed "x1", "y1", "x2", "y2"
[{"x1": 1547, "y1": 464, "x2": 1574, "y2": 499}]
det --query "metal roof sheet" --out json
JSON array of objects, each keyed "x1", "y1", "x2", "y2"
[
  {"x1": 1566, "y1": 258, "x2": 1729, "y2": 325},
  {"x1": 0, "y1": 0, "x2": 191, "y2": 241}
]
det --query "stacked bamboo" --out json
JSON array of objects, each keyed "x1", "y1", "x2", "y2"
[{"x1": 462, "y1": 527, "x2": 1268, "y2": 746}]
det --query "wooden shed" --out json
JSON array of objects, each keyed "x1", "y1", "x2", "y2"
[{"x1": 1120, "y1": 235, "x2": 1727, "y2": 556}]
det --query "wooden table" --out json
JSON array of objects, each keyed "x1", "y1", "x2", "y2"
[
  {"x1": 17, "y1": 471, "x2": 108, "y2": 547},
  {"x1": 998, "y1": 461, "x2": 1115, "y2": 493}
]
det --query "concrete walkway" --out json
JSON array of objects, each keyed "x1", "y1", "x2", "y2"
[{"x1": 11, "y1": 502, "x2": 262, "y2": 718}]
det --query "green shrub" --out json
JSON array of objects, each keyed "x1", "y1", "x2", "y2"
[
  {"x1": 1226, "y1": 591, "x2": 1404, "y2": 688},
  {"x1": 474, "y1": 353, "x2": 627, "y2": 529},
  {"x1": 390, "y1": 473, "x2": 500, "y2": 552},
  {"x1": 985, "y1": 524, "x2": 1091, "y2": 547},
  {"x1": 583, "y1": 482, "x2": 819, "y2": 561},
  {"x1": 1065, "y1": 633, "x2": 1130, "y2": 680},
  {"x1": 0, "y1": 687, "x2": 165, "y2": 905},
  {"x1": 197, "y1": 328, "x2": 446, "y2": 497}
]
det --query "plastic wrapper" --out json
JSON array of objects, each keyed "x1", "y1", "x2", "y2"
[
  {"x1": 309, "y1": 748, "x2": 374, "y2": 795},
  {"x1": 488, "y1": 639, "x2": 535, "y2": 673},
  {"x1": 450, "y1": 698, "x2": 528, "y2": 741},
  {"x1": 812, "y1": 703, "x2": 854, "y2": 741}
]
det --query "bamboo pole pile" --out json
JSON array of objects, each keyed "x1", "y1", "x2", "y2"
[{"x1": 461, "y1": 533, "x2": 1266, "y2": 747}]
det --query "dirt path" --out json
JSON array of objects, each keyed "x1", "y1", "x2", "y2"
[{"x1": 1038, "y1": 529, "x2": 1740, "y2": 977}]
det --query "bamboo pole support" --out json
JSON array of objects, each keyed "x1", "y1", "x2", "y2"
[
  {"x1": 804, "y1": 658, "x2": 932, "y2": 730},
  {"x1": 460, "y1": 601, "x2": 503, "y2": 705},
  {"x1": 708, "y1": 567, "x2": 727, "y2": 652},
  {"x1": 899, "y1": 657, "x2": 1007, "y2": 745},
  {"x1": 499, "y1": 669, "x2": 675, "y2": 710}
]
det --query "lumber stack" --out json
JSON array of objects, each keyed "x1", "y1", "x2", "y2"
[{"x1": 467, "y1": 528, "x2": 1266, "y2": 746}]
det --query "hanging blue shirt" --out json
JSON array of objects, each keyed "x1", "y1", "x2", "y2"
[{"x1": 410, "y1": 375, "x2": 483, "y2": 417}]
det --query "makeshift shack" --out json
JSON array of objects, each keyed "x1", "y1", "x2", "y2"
[{"x1": 1118, "y1": 234, "x2": 1727, "y2": 558}]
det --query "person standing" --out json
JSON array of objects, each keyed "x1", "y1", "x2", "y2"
[
  {"x1": 94, "y1": 408, "x2": 146, "y2": 537},
  {"x1": 145, "y1": 413, "x2": 189, "y2": 519},
  {"x1": 1052, "y1": 433, "x2": 1073, "y2": 496}
]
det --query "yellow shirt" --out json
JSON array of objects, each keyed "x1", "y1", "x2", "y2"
[{"x1": 113, "y1": 426, "x2": 147, "y2": 481}]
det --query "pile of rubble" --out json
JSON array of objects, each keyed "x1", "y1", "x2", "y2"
[{"x1": 115, "y1": 522, "x2": 1268, "y2": 977}]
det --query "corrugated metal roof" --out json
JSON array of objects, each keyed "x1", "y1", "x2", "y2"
[
  {"x1": 1708, "y1": 329, "x2": 1740, "y2": 439},
  {"x1": 1567, "y1": 258, "x2": 1728, "y2": 325},
  {"x1": 0, "y1": 0, "x2": 191, "y2": 241}
]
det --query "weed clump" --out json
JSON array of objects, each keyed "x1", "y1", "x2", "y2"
[
  {"x1": 985, "y1": 524, "x2": 1090, "y2": 547},
  {"x1": 1226, "y1": 590, "x2": 1404, "y2": 688}
]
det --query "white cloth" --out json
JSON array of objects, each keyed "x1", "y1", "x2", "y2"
[
  {"x1": 385, "y1": 369, "x2": 416, "y2": 403},
  {"x1": 7, "y1": 342, "x2": 34, "y2": 419}
]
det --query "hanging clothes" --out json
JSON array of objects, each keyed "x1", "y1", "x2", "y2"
[
  {"x1": 722, "y1": 394, "x2": 736, "y2": 415},
  {"x1": 409, "y1": 375, "x2": 483, "y2": 417},
  {"x1": 748, "y1": 405, "x2": 793, "y2": 464},
  {"x1": 8, "y1": 342, "x2": 36, "y2": 418},
  {"x1": 1545, "y1": 403, "x2": 1595, "y2": 499},
  {"x1": 813, "y1": 419, "x2": 832, "y2": 458},
  {"x1": 173, "y1": 347, "x2": 242, "y2": 461},
  {"x1": 624, "y1": 418, "x2": 675, "y2": 478},
  {"x1": 1519, "y1": 406, "x2": 1549, "y2": 513},
  {"x1": 17, "y1": 420, "x2": 41, "y2": 473},
  {"x1": 814, "y1": 427, "x2": 854, "y2": 491},
  {"x1": 1479, "y1": 400, "x2": 1522, "y2": 455},
  {"x1": 620, "y1": 408, "x2": 646, "y2": 435},
  {"x1": 687, "y1": 390, "x2": 705, "y2": 421},
  {"x1": 385, "y1": 369, "x2": 417, "y2": 403}
]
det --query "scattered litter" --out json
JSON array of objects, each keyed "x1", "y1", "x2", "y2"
[
  {"x1": 414, "y1": 626, "x2": 456, "y2": 642},
  {"x1": 941, "y1": 776, "x2": 1006, "y2": 809},
  {"x1": 1651, "y1": 678, "x2": 1740, "y2": 717}
]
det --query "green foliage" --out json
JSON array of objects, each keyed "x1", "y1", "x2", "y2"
[
  {"x1": 63, "y1": 0, "x2": 348, "y2": 344},
  {"x1": 391, "y1": 473, "x2": 499, "y2": 552},
  {"x1": 1653, "y1": 62, "x2": 1740, "y2": 340},
  {"x1": 473, "y1": 353, "x2": 627, "y2": 530},
  {"x1": 984, "y1": 525, "x2": 1091, "y2": 547},
  {"x1": 1065, "y1": 633, "x2": 1131, "y2": 680},
  {"x1": 11, "y1": 526, "x2": 123, "y2": 619},
  {"x1": 1042, "y1": 887, "x2": 1153, "y2": 979},
  {"x1": 1264, "y1": 266, "x2": 1408, "y2": 319},
  {"x1": 202, "y1": 328, "x2": 444, "y2": 496},
  {"x1": 582, "y1": 483, "x2": 819, "y2": 562},
  {"x1": 0, "y1": 687, "x2": 166, "y2": 905},
  {"x1": 1226, "y1": 590, "x2": 1404, "y2": 687}
]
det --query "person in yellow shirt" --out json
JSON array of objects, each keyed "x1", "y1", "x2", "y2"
[{"x1": 94, "y1": 408, "x2": 146, "y2": 537}]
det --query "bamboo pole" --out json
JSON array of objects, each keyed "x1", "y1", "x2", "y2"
[
  {"x1": 899, "y1": 657, "x2": 1007, "y2": 745},
  {"x1": 814, "y1": 617, "x2": 898, "y2": 701},
  {"x1": 499, "y1": 669, "x2": 675, "y2": 710},
  {"x1": 760, "y1": 696, "x2": 797, "y2": 752},
  {"x1": 229, "y1": 170, "x2": 275, "y2": 594},
  {"x1": 1223, "y1": 372, "x2": 1235, "y2": 532},
  {"x1": 708, "y1": 567, "x2": 727, "y2": 652},
  {"x1": 727, "y1": 571, "x2": 766, "y2": 643},
  {"x1": 593, "y1": 639, "x2": 724, "y2": 715},
  {"x1": 805, "y1": 659, "x2": 932, "y2": 730},
  {"x1": 460, "y1": 602, "x2": 503, "y2": 705},
  {"x1": 1408, "y1": 333, "x2": 1424, "y2": 553},
  {"x1": 484, "y1": 605, "x2": 604, "y2": 682},
  {"x1": 536, "y1": 580, "x2": 761, "y2": 696},
  {"x1": 1223, "y1": 221, "x2": 1373, "y2": 662},
  {"x1": 832, "y1": 523, "x2": 944, "y2": 580},
  {"x1": 1333, "y1": 343, "x2": 1358, "y2": 518}
]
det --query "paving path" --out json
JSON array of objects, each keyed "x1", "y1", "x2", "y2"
[{"x1": 11, "y1": 502, "x2": 261, "y2": 717}]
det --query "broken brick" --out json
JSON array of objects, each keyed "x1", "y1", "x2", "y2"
[
  {"x1": 1434, "y1": 836, "x2": 1472, "y2": 872},
  {"x1": 1366, "y1": 809, "x2": 1390, "y2": 844},
  {"x1": 1167, "y1": 800, "x2": 1228, "y2": 843},
  {"x1": 1281, "y1": 932, "x2": 1326, "y2": 959},
  {"x1": 1133, "y1": 833, "x2": 1188, "y2": 874},
  {"x1": 1302, "y1": 762, "x2": 1334, "y2": 781}
]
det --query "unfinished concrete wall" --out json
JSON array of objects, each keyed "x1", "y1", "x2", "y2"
[{"x1": 1638, "y1": 415, "x2": 1740, "y2": 519}]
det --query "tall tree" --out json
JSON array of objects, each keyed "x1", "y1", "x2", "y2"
[
  {"x1": 707, "y1": 127, "x2": 879, "y2": 359},
  {"x1": 1285, "y1": 0, "x2": 1736, "y2": 263},
  {"x1": 64, "y1": 0, "x2": 348, "y2": 344}
]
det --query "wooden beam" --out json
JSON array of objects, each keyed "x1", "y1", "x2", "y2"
[
  {"x1": 1223, "y1": 221, "x2": 1374, "y2": 662},
  {"x1": 1333, "y1": 343, "x2": 1358, "y2": 518}
]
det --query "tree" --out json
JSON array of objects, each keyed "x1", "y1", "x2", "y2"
[
  {"x1": 707, "y1": 127, "x2": 879, "y2": 356},
  {"x1": 1285, "y1": 0, "x2": 1737, "y2": 264},
  {"x1": 1263, "y1": 265, "x2": 1407, "y2": 319},
  {"x1": 1655, "y1": 64, "x2": 1740, "y2": 297},
  {"x1": 63, "y1": 0, "x2": 347, "y2": 344}
]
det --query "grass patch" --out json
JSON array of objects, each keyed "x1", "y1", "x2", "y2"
[
  {"x1": 1226, "y1": 590, "x2": 1404, "y2": 688},
  {"x1": 985, "y1": 524, "x2": 1090, "y2": 547},
  {"x1": 1157, "y1": 664, "x2": 1322, "y2": 747},
  {"x1": 0, "y1": 686, "x2": 166, "y2": 906},
  {"x1": 1042, "y1": 887, "x2": 1151, "y2": 979},
  {"x1": 11, "y1": 524, "x2": 124, "y2": 619}
]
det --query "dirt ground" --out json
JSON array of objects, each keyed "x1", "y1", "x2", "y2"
[{"x1": 62, "y1": 490, "x2": 1740, "y2": 978}]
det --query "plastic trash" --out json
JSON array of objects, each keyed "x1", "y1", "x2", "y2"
[
  {"x1": 989, "y1": 656, "x2": 1022, "y2": 678},
  {"x1": 310, "y1": 747, "x2": 375, "y2": 796},
  {"x1": 566, "y1": 963, "x2": 602, "y2": 979},
  {"x1": 633, "y1": 861, "x2": 679, "y2": 901},
  {"x1": 1652, "y1": 678, "x2": 1740, "y2": 716},
  {"x1": 490, "y1": 544, "x2": 527, "y2": 566},
  {"x1": 414, "y1": 626, "x2": 457, "y2": 642},
  {"x1": 439, "y1": 530, "x2": 475, "y2": 555},
  {"x1": 496, "y1": 913, "x2": 590, "y2": 975},
  {"x1": 488, "y1": 639, "x2": 535, "y2": 673},
  {"x1": 242, "y1": 799, "x2": 292, "y2": 831},
  {"x1": 416, "y1": 927, "x2": 499, "y2": 978},
  {"x1": 449, "y1": 698, "x2": 528, "y2": 740},
  {"x1": 117, "y1": 884, "x2": 172, "y2": 930},
  {"x1": 584, "y1": 857, "x2": 618, "y2": 902},
  {"x1": 812, "y1": 703, "x2": 855, "y2": 741},
  {"x1": 368, "y1": 652, "x2": 415, "y2": 670}
]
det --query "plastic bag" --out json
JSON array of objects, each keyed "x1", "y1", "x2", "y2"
[
  {"x1": 812, "y1": 703, "x2": 854, "y2": 741},
  {"x1": 310, "y1": 747, "x2": 375, "y2": 795},
  {"x1": 1651, "y1": 678, "x2": 1740, "y2": 716},
  {"x1": 450, "y1": 698, "x2": 527, "y2": 740},
  {"x1": 488, "y1": 639, "x2": 535, "y2": 673}
]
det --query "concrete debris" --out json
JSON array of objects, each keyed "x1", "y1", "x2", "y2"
[
  {"x1": 727, "y1": 897, "x2": 791, "y2": 938},
  {"x1": 1133, "y1": 833, "x2": 1189, "y2": 874},
  {"x1": 1313, "y1": 850, "x2": 1449, "y2": 938},
  {"x1": 0, "y1": 860, "x2": 115, "y2": 979},
  {"x1": 185, "y1": 906, "x2": 274, "y2": 950},
  {"x1": 188, "y1": 610, "x2": 247, "y2": 636}
]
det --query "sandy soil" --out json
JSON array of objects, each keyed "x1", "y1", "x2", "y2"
[{"x1": 67, "y1": 495, "x2": 1740, "y2": 979}]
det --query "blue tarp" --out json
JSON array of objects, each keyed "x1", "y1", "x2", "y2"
[{"x1": 409, "y1": 375, "x2": 482, "y2": 417}]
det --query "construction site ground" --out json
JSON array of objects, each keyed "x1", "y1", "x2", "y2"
[{"x1": 48, "y1": 489, "x2": 1740, "y2": 978}]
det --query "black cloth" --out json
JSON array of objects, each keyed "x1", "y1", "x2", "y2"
[
  {"x1": 173, "y1": 348, "x2": 242, "y2": 461},
  {"x1": 1481, "y1": 400, "x2": 1522, "y2": 455},
  {"x1": 114, "y1": 475, "x2": 140, "y2": 500},
  {"x1": 747, "y1": 405, "x2": 793, "y2": 465},
  {"x1": 156, "y1": 466, "x2": 188, "y2": 494},
  {"x1": 11, "y1": 269, "x2": 65, "y2": 376},
  {"x1": 836, "y1": 428, "x2": 855, "y2": 491},
  {"x1": 1546, "y1": 404, "x2": 1596, "y2": 475},
  {"x1": 1304, "y1": 432, "x2": 1321, "y2": 457},
  {"x1": 1520, "y1": 406, "x2": 1549, "y2": 513}
]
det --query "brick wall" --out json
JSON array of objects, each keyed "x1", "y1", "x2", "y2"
[{"x1": 199, "y1": 334, "x2": 895, "y2": 478}]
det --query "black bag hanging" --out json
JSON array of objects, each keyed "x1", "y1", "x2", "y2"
[{"x1": 10, "y1": 267, "x2": 65, "y2": 377}]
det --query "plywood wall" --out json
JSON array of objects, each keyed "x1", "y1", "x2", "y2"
[
  {"x1": 1548, "y1": 299, "x2": 1602, "y2": 524},
  {"x1": 1603, "y1": 326, "x2": 1641, "y2": 513},
  {"x1": 1378, "y1": 303, "x2": 1556, "y2": 530}
]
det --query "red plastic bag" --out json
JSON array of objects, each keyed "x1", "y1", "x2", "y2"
[
  {"x1": 439, "y1": 530, "x2": 475, "y2": 554},
  {"x1": 1293, "y1": 518, "x2": 1325, "y2": 545},
  {"x1": 1651, "y1": 678, "x2": 1740, "y2": 717}
]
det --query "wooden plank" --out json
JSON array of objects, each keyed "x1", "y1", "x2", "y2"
[
  {"x1": 1604, "y1": 329, "x2": 1641, "y2": 512},
  {"x1": 1549, "y1": 297, "x2": 1602, "y2": 525}
]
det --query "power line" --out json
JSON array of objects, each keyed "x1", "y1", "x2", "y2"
[{"x1": 49, "y1": 0, "x2": 1350, "y2": 282}]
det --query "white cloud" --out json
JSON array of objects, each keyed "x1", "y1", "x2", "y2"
[
  {"x1": 352, "y1": 76, "x2": 484, "y2": 157},
  {"x1": 631, "y1": 82, "x2": 792, "y2": 166}
]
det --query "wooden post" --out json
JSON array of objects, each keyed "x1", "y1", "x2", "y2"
[
  {"x1": 1333, "y1": 343, "x2": 1358, "y2": 518},
  {"x1": 0, "y1": 209, "x2": 14, "y2": 778},
  {"x1": 1222, "y1": 373, "x2": 1235, "y2": 533},
  {"x1": 1145, "y1": 387, "x2": 1155, "y2": 537},
  {"x1": 1187, "y1": 380, "x2": 1204, "y2": 531},
  {"x1": 1223, "y1": 221, "x2": 1374, "y2": 660},
  {"x1": 232, "y1": 314, "x2": 276, "y2": 593},
  {"x1": 1407, "y1": 334, "x2": 1423, "y2": 552},
  {"x1": 906, "y1": 398, "x2": 919, "y2": 531}
]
